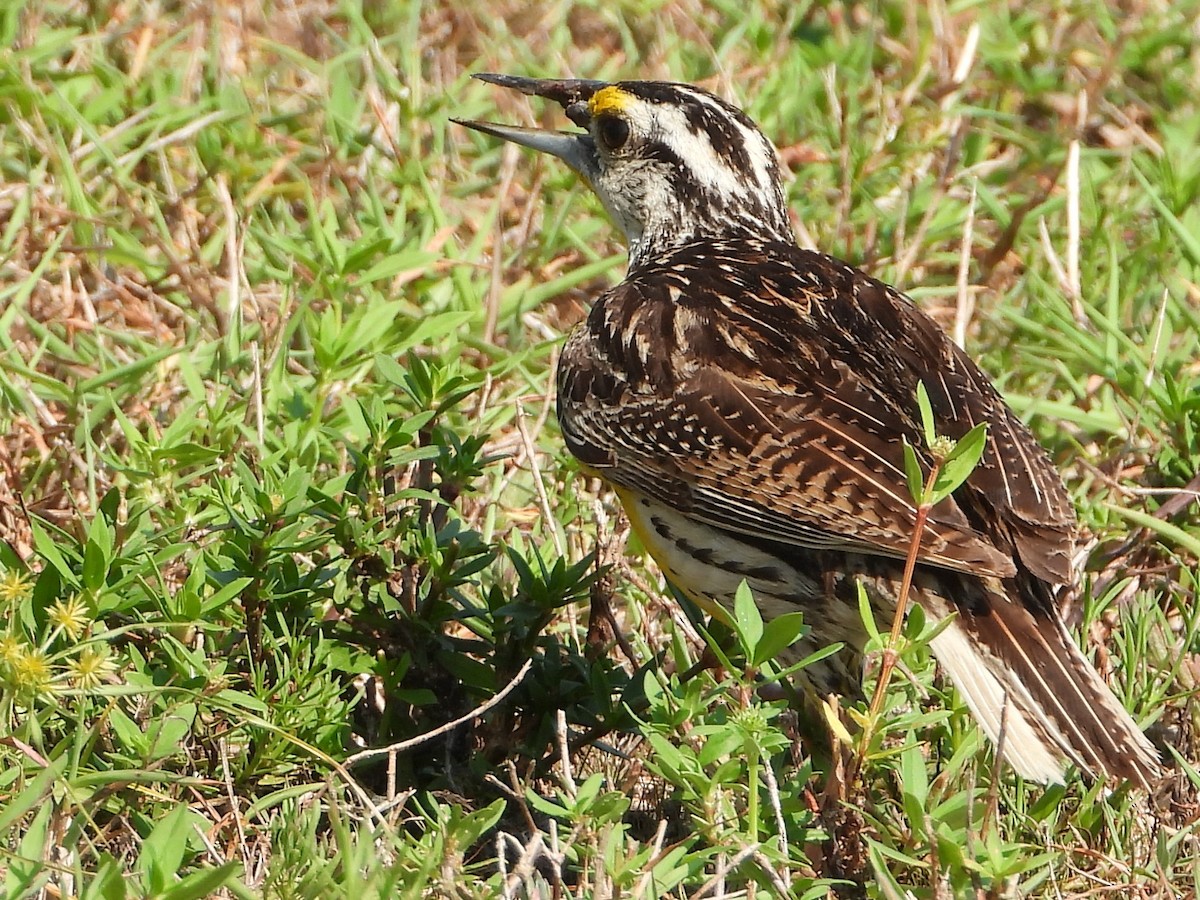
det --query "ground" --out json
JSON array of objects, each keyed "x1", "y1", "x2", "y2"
[{"x1": 1, "y1": 1, "x2": 1200, "y2": 897}]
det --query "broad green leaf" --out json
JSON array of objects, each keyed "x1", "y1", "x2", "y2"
[
  {"x1": 698, "y1": 727, "x2": 744, "y2": 767},
  {"x1": 930, "y1": 423, "x2": 988, "y2": 505},
  {"x1": 525, "y1": 788, "x2": 569, "y2": 819},
  {"x1": 8, "y1": 801, "x2": 52, "y2": 896},
  {"x1": 79, "y1": 855, "x2": 126, "y2": 900},
  {"x1": 733, "y1": 580, "x2": 763, "y2": 656},
  {"x1": 575, "y1": 772, "x2": 606, "y2": 809},
  {"x1": 138, "y1": 803, "x2": 192, "y2": 895},
  {"x1": 752, "y1": 611, "x2": 808, "y2": 667},
  {"x1": 454, "y1": 799, "x2": 506, "y2": 847},
  {"x1": 82, "y1": 514, "x2": 113, "y2": 595},
  {"x1": 149, "y1": 704, "x2": 196, "y2": 761},
  {"x1": 899, "y1": 744, "x2": 929, "y2": 831},
  {"x1": 107, "y1": 706, "x2": 149, "y2": 756}
]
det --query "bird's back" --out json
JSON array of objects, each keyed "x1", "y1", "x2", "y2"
[
  {"x1": 560, "y1": 237, "x2": 1073, "y2": 589},
  {"x1": 558, "y1": 237, "x2": 1161, "y2": 788}
]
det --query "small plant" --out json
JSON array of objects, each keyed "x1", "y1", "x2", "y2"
[
  {"x1": 859, "y1": 381, "x2": 989, "y2": 748},
  {"x1": 0, "y1": 1, "x2": 1196, "y2": 895}
]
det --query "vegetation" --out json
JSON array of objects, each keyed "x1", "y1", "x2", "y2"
[{"x1": 1, "y1": 1, "x2": 1199, "y2": 896}]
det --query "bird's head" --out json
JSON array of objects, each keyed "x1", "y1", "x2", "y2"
[{"x1": 457, "y1": 74, "x2": 792, "y2": 267}]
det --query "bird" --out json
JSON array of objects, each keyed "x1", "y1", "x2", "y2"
[{"x1": 457, "y1": 73, "x2": 1162, "y2": 788}]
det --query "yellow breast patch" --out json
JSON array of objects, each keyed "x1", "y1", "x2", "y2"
[{"x1": 612, "y1": 485, "x2": 734, "y2": 625}]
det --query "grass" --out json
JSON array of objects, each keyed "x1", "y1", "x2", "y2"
[{"x1": 1, "y1": 0, "x2": 1199, "y2": 896}]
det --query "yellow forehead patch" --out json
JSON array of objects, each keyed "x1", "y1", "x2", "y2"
[{"x1": 588, "y1": 86, "x2": 632, "y2": 118}]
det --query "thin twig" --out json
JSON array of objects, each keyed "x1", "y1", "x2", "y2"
[
  {"x1": 112, "y1": 110, "x2": 229, "y2": 169},
  {"x1": 219, "y1": 736, "x2": 250, "y2": 873},
  {"x1": 983, "y1": 693, "x2": 1008, "y2": 841},
  {"x1": 344, "y1": 656, "x2": 533, "y2": 765},
  {"x1": 761, "y1": 759, "x2": 791, "y2": 891},
  {"x1": 632, "y1": 820, "x2": 669, "y2": 899},
  {"x1": 751, "y1": 848, "x2": 791, "y2": 896},
  {"x1": 1067, "y1": 90, "x2": 1085, "y2": 324},
  {"x1": 952, "y1": 178, "x2": 978, "y2": 349},
  {"x1": 866, "y1": 465, "x2": 941, "y2": 726},
  {"x1": 556, "y1": 708, "x2": 577, "y2": 797},
  {"x1": 689, "y1": 843, "x2": 760, "y2": 900},
  {"x1": 515, "y1": 398, "x2": 567, "y2": 558},
  {"x1": 1143, "y1": 288, "x2": 1171, "y2": 391},
  {"x1": 1037, "y1": 216, "x2": 1071, "y2": 297}
]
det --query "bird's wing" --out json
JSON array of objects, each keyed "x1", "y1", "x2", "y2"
[
  {"x1": 839, "y1": 259, "x2": 1076, "y2": 584},
  {"x1": 557, "y1": 241, "x2": 1074, "y2": 584}
]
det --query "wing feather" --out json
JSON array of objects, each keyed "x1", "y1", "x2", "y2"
[{"x1": 558, "y1": 239, "x2": 1073, "y2": 586}]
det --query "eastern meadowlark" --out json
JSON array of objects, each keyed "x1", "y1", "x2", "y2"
[{"x1": 459, "y1": 74, "x2": 1162, "y2": 788}]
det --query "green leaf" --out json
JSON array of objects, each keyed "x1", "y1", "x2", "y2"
[
  {"x1": 79, "y1": 855, "x2": 127, "y2": 900},
  {"x1": 857, "y1": 580, "x2": 880, "y2": 642},
  {"x1": 698, "y1": 727, "x2": 744, "y2": 766},
  {"x1": 8, "y1": 800, "x2": 52, "y2": 896},
  {"x1": 98, "y1": 486, "x2": 122, "y2": 525},
  {"x1": 29, "y1": 518, "x2": 80, "y2": 587},
  {"x1": 1106, "y1": 503, "x2": 1200, "y2": 560},
  {"x1": 160, "y1": 863, "x2": 242, "y2": 900},
  {"x1": 575, "y1": 772, "x2": 606, "y2": 809},
  {"x1": 373, "y1": 352, "x2": 410, "y2": 388},
  {"x1": 398, "y1": 311, "x2": 475, "y2": 355},
  {"x1": 77, "y1": 344, "x2": 181, "y2": 393},
  {"x1": 916, "y1": 381, "x2": 936, "y2": 447},
  {"x1": 454, "y1": 799, "x2": 506, "y2": 847},
  {"x1": 772, "y1": 641, "x2": 844, "y2": 681},
  {"x1": 354, "y1": 249, "x2": 437, "y2": 285},
  {"x1": 525, "y1": 789, "x2": 569, "y2": 820},
  {"x1": 107, "y1": 706, "x2": 149, "y2": 756},
  {"x1": 902, "y1": 437, "x2": 925, "y2": 504},
  {"x1": 201, "y1": 577, "x2": 254, "y2": 616},
  {"x1": 138, "y1": 803, "x2": 193, "y2": 895},
  {"x1": 82, "y1": 514, "x2": 113, "y2": 595},
  {"x1": 934, "y1": 822, "x2": 971, "y2": 871},
  {"x1": 641, "y1": 730, "x2": 688, "y2": 780},
  {"x1": 733, "y1": 580, "x2": 763, "y2": 657},
  {"x1": 899, "y1": 744, "x2": 929, "y2": 832},
  {"x1": 244, "y1": 783, "x2": 329, "y2": 821},
  {"x1": 930, "y1": 422, "x2": 988, "y2": 505},
  {"x1": 867, "y1": 835, "x2": 929, "y2": 869},
  {"x1": 1027, "y1": 782, "x2": 1067, "y2": 822},
  {"x1": 0, "y1": 755, "x2": 65, "y2": 836},
  {"x1": 752, "y1": 611, "x2": 808, "y2": 667},
  {"x1": 149, "y1": 704, "x2": 196, "y2": 761},
  {"x1": 1134, "y1": 163, "x2": 1200, "y2": 268}
]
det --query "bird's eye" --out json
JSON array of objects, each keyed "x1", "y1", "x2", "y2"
[{"x1": 596, "y1": 115, "x2": 630, "y2": 151}]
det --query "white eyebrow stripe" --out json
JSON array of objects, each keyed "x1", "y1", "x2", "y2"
[
  {"x1": 643, "y1": 97, "x2": 778, "y2": 206},
  {"x1": 674, "y1": 89, "x2": 780, "y2": 204},
  {"x1": 651, "y1": 104, "x2": 746, "y2": 198}
]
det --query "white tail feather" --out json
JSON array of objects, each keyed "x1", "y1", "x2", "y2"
[
  {"x1": 929, "y1": 618, "x2": 1070, "y2": 783},
  {"x1": 927, "y1": 610, "x2": 1160, "y2": 787}
]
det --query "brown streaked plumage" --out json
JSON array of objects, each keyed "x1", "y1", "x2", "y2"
[{"x1": 458, "y1": 75, "x2": 1162, "y2": 788}]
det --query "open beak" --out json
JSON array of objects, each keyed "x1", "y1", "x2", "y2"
[{"x1": 453, "y1": 74, "x2": 605, "y2": 181}]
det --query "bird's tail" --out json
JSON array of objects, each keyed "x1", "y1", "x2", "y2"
[{"x1": 926, "y1": 588, "x2": 1161, "y2": 789}]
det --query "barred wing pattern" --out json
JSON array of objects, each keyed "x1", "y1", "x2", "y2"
[
  {"x1": 560, "y1": 240, "x2": 1072, "y2": 585},
  {"x1": 558, "y1": 238, "x2": 1160, "y2": 787}
]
